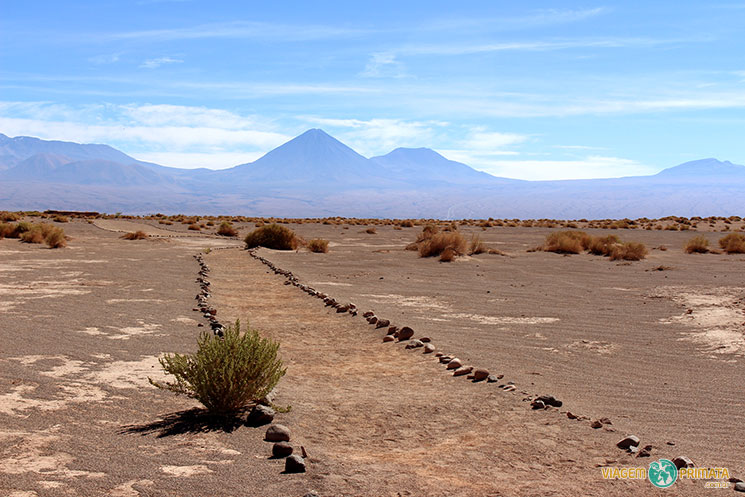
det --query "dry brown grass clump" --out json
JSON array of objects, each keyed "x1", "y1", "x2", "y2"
[
  {"x1": 365, "y1": 227, "x2": 377, "y2": 234},
  {"x1": 587, "y1": 234, "x2": 620, "y2": 256},
  {"x1": 307, "y1": 239, "x2": 329, "y2": 253},
  {"x1": 53, "y1": 215, "x2": 69, "y2": 223},
  {"x1": 188, "y1": 223, "x2": 201, "y2": 231},
  {"x1": 45, "y1": 227, "x2": 67, "y2": 248},
  {"x1": 0, "y1": 211, "x2": 21, "y2": 222},
  {"x1": 419, "y1": 232, "x2": 467, "y2": 259},
  {"x1": 468, "y1": 235, "x2": 488, "y2": 255},
  {"x1": 216, "y1": 221, "x2": 238, "y2": 237},
  {"x1": 609, "y1": 242, "x2": 648, "y2": 261},
  {"x1": 542, "y1": 230, "x2": 592, "y2": 254},
  {"x1": 244, "y1": 224, "x2": 299, "y2": 250},
  {"x1": 439, "y1": 247, "x2": 457, "y2": 262},
  {"x1": 14, "y1": 223, "x2": 66, "y2": 248},
  {"x1": 719, "y1": 233, "x2": 745, "y2": 254},
  {"x1": 684, "y1": 235, "x2": 710, "y2": 254},
  {"x1": 121, "y1": 231, "x2": 149, "y2": 240},
  {"x1": 20, "y1": 228, "x2": 46, "y2": 244}
]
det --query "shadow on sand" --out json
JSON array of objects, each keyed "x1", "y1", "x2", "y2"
[{"x1": 120, "y1": 408, "x2": 250, "y2": 438}]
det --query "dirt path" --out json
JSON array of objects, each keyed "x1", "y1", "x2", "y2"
[{"x1": 207, "y1": 248, "x2": 707, "y2": 496}]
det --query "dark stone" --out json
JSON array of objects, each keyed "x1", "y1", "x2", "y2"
[
  {"x1": 616, "y1": 435, "x2": 640, "y2": 450},
  {"x1": 398, "y1": 326, "x2": 414, "y2": 341},
  {"x1": 672, "y1": 456, "x2": 694, "y2": 469},
  {"x1": 272, "y1": 442, "x2": 293, "y2": 458},
  {"x1": 247, "y1": 405, "x2": 275, "y2": 426},
  {"x1": 265, "y1": 424, "x2": 291, "y2": 442},
  {"x1": 284, "y1": 454, "x2": 306, "y2": 473},
  {"x1": 535, "y1": 395, "x2": 562, "y2": 408},
  {"x1": 375, "y1": 319, "x2": 390, "y2": 329}
]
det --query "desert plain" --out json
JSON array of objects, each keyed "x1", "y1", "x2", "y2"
[{"x1": 1, "y1": 215, "x2": 744, "y2": 496}]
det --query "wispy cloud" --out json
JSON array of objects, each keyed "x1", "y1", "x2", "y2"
[
  {"x1": 88, "y1": 52, "x2": 122, "y2": 65},
  {"x1": 469, "y1": 156, "x2": 657, "y2": 181},
  {"x1": 139, "y1": 56, "x2": 183, "y2": 69},
  {"x1": 360, "y1": 52, "x2": 407, "y2": 78}
]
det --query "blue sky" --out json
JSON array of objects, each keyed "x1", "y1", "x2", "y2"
[{"x1": 1, "y1": 1, "x2": 744, "y2": 180}]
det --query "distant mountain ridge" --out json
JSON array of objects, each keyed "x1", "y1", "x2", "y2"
[{"x1": 0, "y1": 129, "x2": 743, "y2": 218}]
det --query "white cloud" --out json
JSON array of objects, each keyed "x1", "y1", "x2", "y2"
[
  {"x1": 361, "y1": 52, "x2": 406, "y2": 78},
  {"x1": 0, "y1": 101, "x2": 289, "y2": 168},
  {"x1": 468, "y1": 155, "x2": 658, "y2": 181},
  {"x1": 139, "y1": 56, "x2": 183, "y2": 69},
  {"x1": 88, "y1": 52, "x2": 122, "y2": 64}
]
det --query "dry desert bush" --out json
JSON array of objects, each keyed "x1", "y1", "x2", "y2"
[
  {"x1": 9, "y1": 222, "x2": 67, "y2": 248},
  {"x1": 542, "y1": 230, "x2": 592, "y2": 254},
  {"x1": 719, "y1": 233, "x2": 745, "y2": 254},
  {"x1": 609, "y1": 242, "x2": 648, "y2": 261},
  {"x1": 684, "y1": 235, "x2": 710, "y2": 254},
  {"x1": 587, "y1": 235, "x2": 621, "y2": 256},
  {"x1": 216, "y1": 221, "x2": 238, "y2": 237},
  {"x1": 244, "y1": 223, "x2": 300, "y2": 250},
  {"x1": 188, "y1": 223, "x2": 201, "y2": 231},
  {"x1": 121, "y1": 231, "x2": 149, "y2": 240},
  {"x1": 307, "y1": 238, "x2": 329, "y2": 253},
  {"x1": 150, "y1": 320, "x2": 286, "y2": 415},
  {"x1": 365, "y1": 227, "x2": 377, "y2": 234}
]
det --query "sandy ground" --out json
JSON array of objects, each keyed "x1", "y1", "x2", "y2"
[{"x1": 1, "y1": 218, "x2": 742, "y2": 496}]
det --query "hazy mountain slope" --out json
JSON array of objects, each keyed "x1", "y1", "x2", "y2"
[
  {"x1": 1, "y1": 130, "x2": 744, "y2": 218},
  {"x1": 371, "y1": 147, "x2": 517, "y2": 185}
]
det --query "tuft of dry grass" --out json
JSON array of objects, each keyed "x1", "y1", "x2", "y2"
[
  {"x1": 439, "y1": 247, "x2": 457, "y2": 262},
  {"x1": 307, "y1": 238, "x2": 329, "y2": 253},
  {"x1": 188, "y1": 223, "x2": 201, "y2": 231},
  {"x1": 587, "y1": 235, "x2": 620, "y2": 256},
  {"x1": 684, "y1": 235, "x2": 710, "y2": 254},
  {"x1": 53, "y1": 215, "x2": 69, "y2": 223},
  {"x1": 542, "y1": 230, "x2": 591, "y2": 254},
  {"x1": 121, "y1": 231, "x2": 149, "y2": 240},
  {"x1": 244, "y1": 224, "x2": 299, "y2": 250},
  {"x1": 45, "y1": 226, "x2": 67, "y2": 248},
  {"x1": 365, "y1": 227, "x2": 377, "y2": 234},
  {"x1": 718, "y1": 233, "x2": 745, "y2": 254},
  {"x1": 468, "y1": 235, "x2": 488, "y2": 255},
  {"x1": 0, "y1": 211, "x2": 21, "y2": 222},
  {"x1": 609, "y1": 242, "x2": 648, "y2": 261},
  {"x1": 216, "y1": 221, "x2": 238, "y2": 237},
  {"x1": 419, "y1": 232, "x2": 467, "y2": 258}
]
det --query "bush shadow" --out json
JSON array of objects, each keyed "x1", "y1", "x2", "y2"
[{"x1": 120, "y1": 408, "x2": 249, "y2": 438}]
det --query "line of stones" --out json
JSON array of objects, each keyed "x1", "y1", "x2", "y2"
[{"x1": 245, "y1": 249, "x2": 740, "y2": 488}]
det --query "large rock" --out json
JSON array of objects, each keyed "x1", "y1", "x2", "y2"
[
  {"x1": 247, "y1": 405, "x2": 275, "y2": 426},
  {"x1": 453, "y1": 366, "x2": 473, "y2": 376},
  {"x1": 284, "y1": 454, "x2": 306, "y2": 473},
  {"x1": 265, "y1": 424, "x2": 291, "y2": 442},
  {"x1": 616, "y1": 435, "x2": 640, "y2": 450},
  {"x1": 672, "y1": 456, "x2": 694, "y2": 469},
  {"x1": 405, "y1": 339, "x2": 423, "y2": 349},
  {"x1": 446, "y1": 358, "x2": 462, "y2": 370},
  {"x1": 397, "y1": 327, "x2": 414, "y2": 341},
  {"x1": 535, "y1": 395, "x2": 562, "y2": 408},
  {"x1": 272, "y1": 442, "x2": 293, "y2": 458},
  {"x1": 735, "y1": 482, "x2": 745, "y2": 493},
  {"x1": 472, "y1": 369, "x2": 489, "y2": 382},
  {"x1": 375, "y1": 319, "x2": 390, "y2": 329},
  {"x1": 423, "y1": 343, "x2": 436, "y2": 354}
]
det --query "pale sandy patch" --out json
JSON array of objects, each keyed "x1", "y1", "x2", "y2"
[
  {"x1": 315, "y1": 281, "x2": 353, "y2": 287},
  {"x1": 105, "y1": 322, "x2": 162, "y2": 340},
  {"x1": 106, "y1": 298, "x2": 167, "y2": 304},
  {"x1": 88, "y1": 356, "x2": 163, "y2": 389},
  {"x1": 77, "y1": 327, "x2": 105, "y2": 336},
  {"x1": 109, "y1": 479, "x2": 154, "y2": 497},
  {"x1": 161, "y1": 465, "x2": 214, "y2": 477},
  {"x1": 171, "y1": 316, "x2": 197, "y2": 324},
  {"x1": 362, "y1": 293, "x2": 450, "y2": 310},
  {"x1": 655, "y1": 286, "x2": 745, "y2": 355},
  {"x1": 444, "y1": 312, "x2": 559, "y2": 325},
  {"x1": 565, "y1": 340, "x2": 615, "y2": 355},
  {"x1": 0, "y1": 428, "x2": 106, "y2": 479}
]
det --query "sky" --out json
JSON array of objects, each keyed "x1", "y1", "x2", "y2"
[{"x1": 1, "y1": 1, "x2": 745, "y2": 180}]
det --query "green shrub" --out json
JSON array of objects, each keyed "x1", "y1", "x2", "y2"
[
  {"x1": 307, "y1": 238, "x2": 329, "y2": 253},
  {"x1": 216, "y1": 221, "x2": 238, "y2": 237},
  {"x1": 150, "y1": 320, "x2": 286, "y2": 415},
  {"x1": 244, "y1": 224, "x2": 299, "y2": 250}
]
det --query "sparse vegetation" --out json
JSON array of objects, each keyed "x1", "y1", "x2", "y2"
[
  {"x1": 609, "y1": 242, "x2": 648, "y2": 261},
  {"x1": 188, "y1": 223, "x2": 201, "y2": 231},
  {"x1": 468, "y1": 235, "x2": 488, "y2": 255},
  {"x1": 719, "y1": 233, "x2": 745, "y2": 254},
  {"x1": 418, "y1": 231, "x2": 467, "y2": 259},
  {"x1": 150, "y1": 320, "x2": 286, "y2": 415},
  {"x1": 121, "y1": 231, "x2": 149, "y2": 240},
  {"x1": 542, "y1": 230, "x2": 591, "y2": 254},
  {"x1": 216, "y1": 221, "x2": 238, "y2": 237},
  {"x1": 307, "y1": 238, "x2": 329, "y2": 253},
  {"x1": 365, "y1": 227, "x2": 377, "y2": 234},
  {"x1": 244, "y1": 223, "x2": 300, "y2": 250},
  {"x1": 587, "y1": 235, "x2": 620, "y2": 256},
  {"x1": 684, "y1": 235, "x2": 710, "y2": 254},
  {"x1": 53, "y1": 215, "x2": 69, "y2": 223},
  {"x1": 2, "y1": 222, "x2": 66, "y2": 248}
]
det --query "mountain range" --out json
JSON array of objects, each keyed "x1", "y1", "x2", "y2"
[{"x1": 1, "y1": 129, "x2": 743, "y2": 218}]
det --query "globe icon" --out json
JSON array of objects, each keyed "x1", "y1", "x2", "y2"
[{"x1": 648, "y1": 459, "x2": 678, "y2": 488}]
